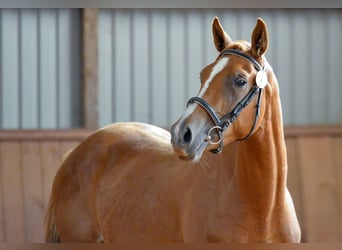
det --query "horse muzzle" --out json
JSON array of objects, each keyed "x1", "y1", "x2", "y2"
[{"x1": 170, "y1": 118, "x2": 216, "y2": 161}]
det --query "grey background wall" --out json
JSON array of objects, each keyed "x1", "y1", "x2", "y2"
[
  {"x1": 0, "y1": 9, "x2": 80, "y2": 129},
  {"x1": 1, "y1": 9, "x2": 341, "y2": 129},
  {"x1": 97, "y1": 8, "x2": 342, "y2": 128}
]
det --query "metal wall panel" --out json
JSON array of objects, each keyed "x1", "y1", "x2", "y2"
[
  {"x1": 1, "y1": 9, "x2": 341, "y2": 129},
  {"x1": 0, "y1": 9, "x2": 80, "y2": 129},
  {"x1": 98, "y1": 9, "x2": 342, "y2": 128}
]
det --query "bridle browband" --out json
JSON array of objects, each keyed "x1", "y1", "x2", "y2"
[{"x1": 187, "y1": 49, "x2": 266, "y2": 154}]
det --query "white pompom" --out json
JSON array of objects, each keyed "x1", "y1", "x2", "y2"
[{"x1": 256, "y1": 70, "x2": 268, "y2": 88}]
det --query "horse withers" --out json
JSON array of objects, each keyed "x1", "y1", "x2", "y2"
[{"x1": 45, "y1": 17, "x2": 301, "y2": 243}]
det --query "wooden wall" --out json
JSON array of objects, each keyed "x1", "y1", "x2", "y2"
[
  {"x1": 285, "y1": 126, "x2": 342, "y2": 242},
  {"x1": 0, "y1": 127, "x2": 341, "y2": 242},
  {"x1": 0, "y1": 130, "x2": 88, "y2": 242}
]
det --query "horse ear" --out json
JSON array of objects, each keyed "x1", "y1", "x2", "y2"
[
  {"x1": 251, "y1": 18, "x2": 269, "y2": 57},
  {"x1": 212, "y1": 17, "x2": 233, "y2": 52}
]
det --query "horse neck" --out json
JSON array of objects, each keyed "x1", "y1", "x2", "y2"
[{"x1": 234, "y1": 68, "x2": 288, "y2": 213}]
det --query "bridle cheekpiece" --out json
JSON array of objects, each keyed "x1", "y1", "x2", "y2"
[{"x1": 187, "y1": 49, "x2": 267, "y2": 154}]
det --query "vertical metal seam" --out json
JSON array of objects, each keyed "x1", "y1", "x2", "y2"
[
  {"x1": 272, "y1": 10, "x2": 279, "y2": 78},
  {"x1": 236, "y1": 10, "x2": 242, "y2": 42},
  {"x1": 278, "y1": 10, "x2": 293, "y2": 125},
  {"x1": 323, "y1": 10, "x2": 330, "y2": 123},
  {"x1": 129, "y1": 10, "x2": 134, "y2": 121},
  {"x1": 289, "y1": 10, "x2": 296, "y2": 125},
  {"x1": 74, "y1": 9, "x2": 81, "y2": 128},
  {"x1": 166, "y1": 10, "x2": 171, "y2": 125},
  {"x1": 18, "y1": 9, "x2": 22, "y2": 129},
  {"x1": 56, "y1": 9, "x2": 60, "y2": 129},
  {"x1": 200, "y1": 11, "x2": 205, "y2": 76},
  {"x1": 37, "y1": 9, "x2": 42, "y2": 129},
  {"x1": 147, "y1": 11, "x2": 153, "y2": 124},
  {"x1": 184, "y1": 10, "x2": 189, "y2": 103},
  {"x1": 111, "y1": 10, "x2": 116, "y2": 123},
  {"x1": 149, "y1": 11, "x2": 155, "y2": 124},
  {"x1": 307, "y1": 12, "x2": 313, "y2": 124}
]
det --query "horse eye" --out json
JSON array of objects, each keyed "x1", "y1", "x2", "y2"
[{"x1": 234, "y1": 78, "x2": 247, "y2": 87}]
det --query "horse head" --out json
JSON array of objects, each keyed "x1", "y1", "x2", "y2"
[{"x1": 171, "y1": 17, "x2": 271, "y2": 161}]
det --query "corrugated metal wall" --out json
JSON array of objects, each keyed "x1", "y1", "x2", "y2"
[
  {"x1": 98, "y1": 9, "x2": 342, "y2": 128},
  {"x1": 0, "y1": 9, "x2": 80, "y2": 129},
  {"x1": 1, "y1": 9, "x2": 341, "y2": 129}
]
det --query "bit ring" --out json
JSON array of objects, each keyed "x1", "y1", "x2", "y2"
[{"x1": 205, "y1": 126, "x2": 223, "y2": 145}]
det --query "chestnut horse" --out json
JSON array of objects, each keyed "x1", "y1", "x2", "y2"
[{"x1": 45, "y1": 17, "x2": 301, "y2": 242}]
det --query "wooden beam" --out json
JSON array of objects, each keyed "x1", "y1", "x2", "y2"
[
  {"x1": 81, "y1": 8, "x2": 99, "y2": 129},
  {"x1": 1, "y1": 126, "x2": 342, "y2": 141},
  {"x1": 0, "y1": 129, "x2": 93, "y2": 141},
  {"x1": 284, "y1": 125, "x2": 342, "y2": 137}
]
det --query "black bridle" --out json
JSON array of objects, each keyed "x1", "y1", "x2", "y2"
[{"x1": 187, "y1": 49, "x2": 266, "y2": 154}]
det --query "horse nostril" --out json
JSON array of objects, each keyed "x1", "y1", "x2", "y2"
[{"x1": 183, "y1": 127, "x2": 192, "y2": 144}]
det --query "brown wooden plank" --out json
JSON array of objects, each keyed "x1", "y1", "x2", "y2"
[
  {"x1": 0, "y1": 143, "x2": 5, "y2": 242},
  {"x1": 41, "y1": 141, "x2": 62, "y2": 210},
  {"x1": 285, "y1": 137, "x2": 305, "y2": 240},
  {"x1": 1, "y1": 126, "x2": 342, "y2": 141},
  {"x1": 285, "y1": 125, "x2": 342, "y2": 137},
  {"x1": 331, "y1": 136, "x2": 342, "y2": 241},
  {"x1": 21, "y1": 141, "x2": 44, "y2": 242},
  {"x1": 0, "y1": 142, "x2": 25, "y2": 242},
  {"x1": 0, "y1": 129, "x2": 92, "y2": 141},
  {"x1": 297, "y1": 136, "x2": 340, "y2": 242},
  {"x1": 0, "y1": 126, "x2": 341, "y2": 140},
  {"x1": 81, "y1": 8, "x2": 99, "y2": 128}
]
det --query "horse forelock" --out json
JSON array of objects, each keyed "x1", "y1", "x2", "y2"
[{"x1": 224, "y1": 40, "x2": 251, "y2": 52}]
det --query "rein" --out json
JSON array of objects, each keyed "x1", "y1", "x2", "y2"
[{"x1": 187, "y1": 49, "x2": 266, "y2": 154}]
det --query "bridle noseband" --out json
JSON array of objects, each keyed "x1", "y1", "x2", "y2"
[{"x1": 187, "y1": 49, "x2": 266, "y2": 154}]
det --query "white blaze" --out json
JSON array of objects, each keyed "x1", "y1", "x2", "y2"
[
  {"x1": 198, "y1": 57, "x2": 229, "y2": 97},
  {"x1": 182, "y1": 57, "x2": 229, "y2": 119}
]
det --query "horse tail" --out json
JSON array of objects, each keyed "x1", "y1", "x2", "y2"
[{"x1": 44, "y1": 197, "x2": 60, "y2": 243}]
